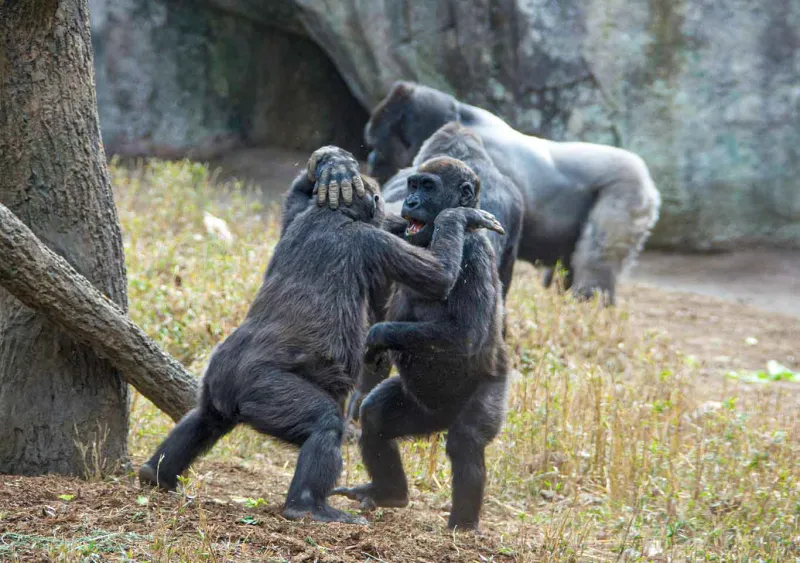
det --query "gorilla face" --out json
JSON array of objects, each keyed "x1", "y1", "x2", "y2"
[
  {"x1": 402, "y1": 172, "x2": 445, "y2": 247},
  {"x1": 401, "y1": 160, "x2": 477, "y2": 248},
  {"x1": 340, "y1": 176, "x2": 385, "y2": 227},
  {"x1": 367, "y1": 135, "x2": 410, "y2": 185}
]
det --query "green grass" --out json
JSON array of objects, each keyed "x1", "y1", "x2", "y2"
[{"x1": 114, "y1": 160, "x2": 800, "y2": 561}]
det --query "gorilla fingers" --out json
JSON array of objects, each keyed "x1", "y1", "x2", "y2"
[{"x1": 307, "y1": 145, "x2": 365, "y2": 209}]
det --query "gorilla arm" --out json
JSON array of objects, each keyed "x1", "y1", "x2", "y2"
[
  {"x1": 366, "y1": 234, "x2": 501, "y2": 361},
  {"x1": 382, "y1": 212, "x2": 408, "y2": 237},
  {"x1": 282, "y1": 146, "x2": 367, "y2": 236},
  {"x1": 362, "y1": 207, "x2": 505, "y2": 302}
]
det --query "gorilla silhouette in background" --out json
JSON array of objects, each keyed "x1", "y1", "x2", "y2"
[{"x1": 364, "y1": 81, "x2": 661, "y2": 305}]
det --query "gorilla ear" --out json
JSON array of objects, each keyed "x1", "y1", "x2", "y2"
[{"x1": 458, "y1": 181, "x2": 476, "y2": 207}]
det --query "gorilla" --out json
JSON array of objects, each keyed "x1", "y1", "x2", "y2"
[
  {"x1": 138, "y1": 146, "x2": 504, "y2": 524},
  {"x1": 332, "y1": 156, "x2": 509, "y2": 530},
  {"x1": 339, "y1": 123, "x2": 523, "y2": 424},
  {"x1": 380, "y1": 122, "x2": 524, "y2": 301},
  {"x1": 365, "y1": 81, "x2": 661, "y2": 304}
]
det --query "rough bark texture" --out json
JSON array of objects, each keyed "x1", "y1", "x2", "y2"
[
  {"x1": 0, "y1": 203, "x2": 198, "y2": 423},
  {"x1": 0, "y1": 0, "x2": 131, "y2": 475}
]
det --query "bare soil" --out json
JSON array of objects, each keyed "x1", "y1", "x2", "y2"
[{"x1": 1, "y1": 147, "x2": 797, "y2": 561}]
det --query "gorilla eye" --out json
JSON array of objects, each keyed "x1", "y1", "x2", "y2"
[
  {"x1": 373, "y1": 194, "x2": 380, "y2": 204},
  {"x1": 422, "y1": 179, "x2": 435, "y2": 191}
]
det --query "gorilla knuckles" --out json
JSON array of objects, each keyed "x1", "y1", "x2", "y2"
[
  {"x1": 334, "y1": 157, "x2": 509, "y2": 531},
  {"x1": 138, "y1": 147, "x2": 486, "y2": 525}
]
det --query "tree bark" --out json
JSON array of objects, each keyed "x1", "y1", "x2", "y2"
[
  {"x1": 0, "y1": 202, "x2": 199, "y2": 423},
  {"x1": 0, "y1": 0, "x2": 129, "y2": 475}
]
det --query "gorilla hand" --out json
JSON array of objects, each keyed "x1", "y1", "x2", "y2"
[
  {"x1": 306, "y1": 146, "x2": 365, "y2": 209},
  {"x1": 363, "y1": 323, "x2": 389, "y2": 365},
  {"x1": 438, "y1": 208, "x2": 506, "y2": 235}
]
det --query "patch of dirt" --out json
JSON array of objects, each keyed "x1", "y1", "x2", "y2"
[
  {"x1": 0, "y1": 463, "x2": 520, "y2": 562},
  {"x1": 621, "y1": 282, "x2": 799, "y2": 376},
  {"x1": 631, "y1": 249, "x2": 800, "y2": 318}
]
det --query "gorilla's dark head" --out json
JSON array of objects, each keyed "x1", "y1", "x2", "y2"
[
  {"x1": 401, "y1": 156, "x2": 481, "y2": 247},
  {"x1": 365, "y1": 82, "x2": 458, "y2": 184},
  {"x1": 339, "y1": 175, "x2": 385, "y2": 227}
]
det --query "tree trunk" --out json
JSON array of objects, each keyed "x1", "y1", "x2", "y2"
[
  {"x1": 0, "y1": 0, "x2": 129, "y2": 475},
  {"x1": 0, "y1": 201, "x2": 199, "y2": 423}
]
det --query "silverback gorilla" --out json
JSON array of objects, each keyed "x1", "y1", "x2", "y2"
[
  {"x1": 332, "y1": 156, "x2": 509, "y2": 530},
  {"x1": 365, "y1": 81, "x2": 661, "y2": 304},
  {"x1": 138, "y1": 146, "x2": 504, "y2": 524}
]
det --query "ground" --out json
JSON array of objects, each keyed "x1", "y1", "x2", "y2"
[{"x1": 1, "y1": 156, "x2": 798, "y2": 562}]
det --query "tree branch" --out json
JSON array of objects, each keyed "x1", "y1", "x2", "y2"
[{"x1": 0, "y1": 202, "x2": 198, "y2": 422}]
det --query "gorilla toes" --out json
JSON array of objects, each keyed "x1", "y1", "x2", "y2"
[
  {"x1": 447, "y1": 516, "x2": 480, "y2": 531},
  {"x1": 330, "y1": 483, "x2": 409, "y2": 509},
  {"x1": 138, "y1": 463, "x2": 177, "y2": 491},
  {"x1": 572, "y1": 285, "x2": 614, "y2": 306},
  {"x1": 282, "y1": 503, "x2": 368, "y2": 525}
]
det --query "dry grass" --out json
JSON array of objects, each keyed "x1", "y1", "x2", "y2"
[{"x1": 2, "y1": 160, "x2": 797, "y2": 561}]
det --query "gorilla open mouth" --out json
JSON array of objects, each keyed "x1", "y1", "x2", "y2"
[{"x1": 406, "y1": 219, "x2": 426, "y2": 236}]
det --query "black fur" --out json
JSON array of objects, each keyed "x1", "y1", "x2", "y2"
[
  {"x1": 138, "y1": 147, "x2": 500, "y2": 524},
  {"x1": 332, "y1": 157, "x2": 509, "y2": 531},
  {"x1": 345, "y1": 123, "x2": 522, "y2": 424},
  {"x1": 365, "y1": 81, "x2": 661, "y2": 305},
  {"x1": 381, "y1": 122, "x2": 523, "y2": 300}
]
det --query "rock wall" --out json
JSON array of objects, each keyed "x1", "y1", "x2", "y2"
[
  {"x1": 89, "y1": 0, "x2": 800, "y2": 250},
  {"x1": 295, "y1": 0, "x2": 800, "y2": 250},
  {"x1": 89, "y1": 0, "x2": 367, "y2": 159}
]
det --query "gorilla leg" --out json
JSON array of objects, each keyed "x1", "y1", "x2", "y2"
[
  {"x1": 446, "y1": 378, "x2": 507, "y2": 530},
  {"x1": 571, "y1": 160, "x2": 659, "y2": 305},
  {"x1": 238, "y1": 371, "x2": 365, "y2": 524},
  {"x1": 139, "y1": 404, "x2": 234, "y2": 490},
  {"x1": 346, "y1": 351, "x2": 392, "y2": 423},
  {"x1": 333, "y1": 377, "x2": 447, "y2": 507}
]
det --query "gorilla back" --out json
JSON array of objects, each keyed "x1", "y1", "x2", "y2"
[
  {"x1": 138, "y1": 147, "x2": 498, "y2": 525},
  {"x1": 381, "y1": 122, "x2": 523, "y2": 299},
  {"x1": 366, "y1": 81, "x2": 661, "y2": 304}
]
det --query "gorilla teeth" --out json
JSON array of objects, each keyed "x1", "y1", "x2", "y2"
[{"x1": 407, "y1": 220, "x2": 425, "y2": 235}]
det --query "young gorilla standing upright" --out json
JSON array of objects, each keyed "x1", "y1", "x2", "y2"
[
  {"x1": 138, "y1": 147, "x2": 504, "y2": 524},
  {"x1": 332, "y1": 156, "x2": 510, "y2": 530}
]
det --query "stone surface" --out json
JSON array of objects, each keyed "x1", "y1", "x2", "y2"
[
  {"x1": 295, "y1": 0, "x2": 800, "y2": 250},
  {"x1": 89, "y1": 0, "x2": 367, "y2": 159},
  {"x1": 89, "y1": 0, "x2": 800, "y2": 249}
]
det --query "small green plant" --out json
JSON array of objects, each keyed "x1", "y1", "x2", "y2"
[{"x1": 113, "y1": 160, "x2": 799, "y2": 561}]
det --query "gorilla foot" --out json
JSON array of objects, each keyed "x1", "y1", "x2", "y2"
[
  {"x1": 138, "y1": 463, "x2": 177, "y2": 491},
  {"x1": 572, "y1": 285, "x2": 614, "y2": 306},
  {"x1": 330, "y1": 483, "x2": 409, "y2": 510},
  {"x1": 447, "y1": 516, "x2": 480, "y2": 531},
  {"x1": 283, "y1": 502, "x2": 368, "y2": 525}
]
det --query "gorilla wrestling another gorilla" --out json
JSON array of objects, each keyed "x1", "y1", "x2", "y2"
[
  {"x1": 340, "y1": 122, "x2": 524, "y2": 424},
  {"x1": 138, "y1": 146, "x2": 504, "y2": 524},
  {"x1": 365, "y1": 81, "x2": 661, "y2": 305},
  {"x1": 381, "y1": 122, "x2": 524, "y2": 300},
  {"x1": 332, "y1": 156, "x2": 509, "y2": 530}
]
